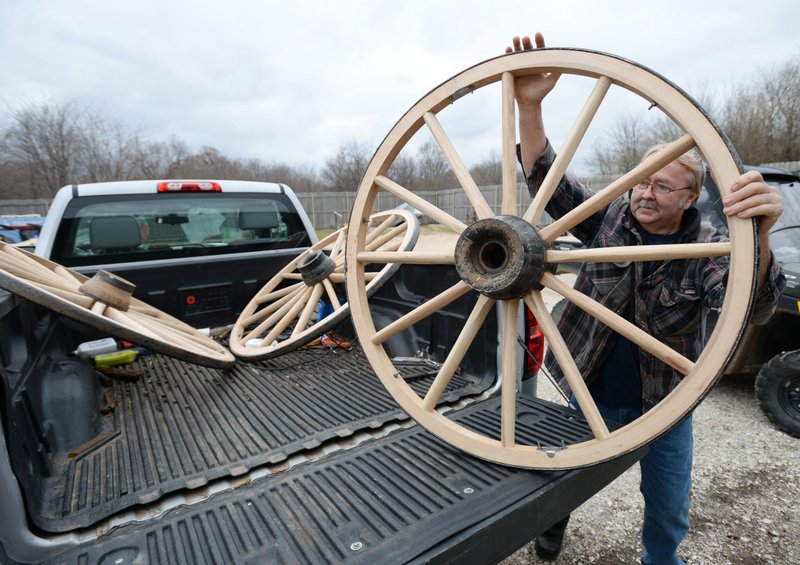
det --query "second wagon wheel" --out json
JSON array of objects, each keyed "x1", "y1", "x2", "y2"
[
  {"x1": 345, "y1": 48, "x2": 758, "y2": 469},
  {"x1": 229, "y1": 208, "x2": 419, "y2": 360},
  {"x1": 0, "y1": 242, "x2": 235, "y2": 368}
]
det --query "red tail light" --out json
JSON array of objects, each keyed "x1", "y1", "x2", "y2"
[
  {"x1": 157, "y1": 181, "x2": 222, "y2": 193},
  {"x1": 524, "y1": 306, "x2": 545, "y2": 375}
]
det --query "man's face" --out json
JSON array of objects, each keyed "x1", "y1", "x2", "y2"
[{"x1": 631, "y1": 161, "x2": 698, "y2": 235}]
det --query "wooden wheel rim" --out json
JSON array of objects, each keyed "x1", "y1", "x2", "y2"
[
  {"x1": 345, "y1": 49, "x2": 756, "y2": 469},
  {"x1": 0, "y1": 242, "x2": 235, "y2": 369},
  {"x1": 229, "y1": 208, "x2": 419, "y2": 360}
]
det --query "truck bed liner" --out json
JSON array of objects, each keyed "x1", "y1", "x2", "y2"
[
  {"x1": 29, "y1": 348, "x2": 493, "y2": 533},
  {"x1": 44, "y1": 395, "x2": 641, "y2": 565}
]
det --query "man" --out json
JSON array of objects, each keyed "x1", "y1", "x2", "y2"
[{"x1": 507, "y1": 34, "x2": 785, "y2": 564}]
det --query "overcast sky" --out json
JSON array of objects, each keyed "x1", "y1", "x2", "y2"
[{"x1": 1, "y1": 0, "x2": 798, "y2": 177}]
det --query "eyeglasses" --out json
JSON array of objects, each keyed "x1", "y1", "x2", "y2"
[{"x1": 633, "y1": 179, "x2": 692, "y2": 195}]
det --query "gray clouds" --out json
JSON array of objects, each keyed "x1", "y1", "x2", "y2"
[{"x1": 1, "y1": 0, "x2": 798, "y2": 172}]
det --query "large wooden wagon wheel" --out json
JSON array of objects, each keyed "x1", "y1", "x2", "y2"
[
  {"x1": 0, "y1": 242, "x2": 235, "y2": 368},
  {"x1": 345, "y1": 49, "x2": 757, "y2": 469},
  {"x1": 229, "y1": 209, "x2": 419, "y2": 360}
]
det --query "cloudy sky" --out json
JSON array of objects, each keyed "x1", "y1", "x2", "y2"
[{"x1": 1, "y1": 0, "x2": 798, "y2": 176}]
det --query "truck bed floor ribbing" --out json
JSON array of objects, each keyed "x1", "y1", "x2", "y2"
[
  {"x1": 45, "y1": 394, "x2": 641, "y2": 565},
  {"x1": 30, "y1": 347, "x2": 492, "y2": 532}
]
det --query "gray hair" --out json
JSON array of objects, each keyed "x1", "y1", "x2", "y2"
[{"x1": 642, "y1": 142, "x2": 706, "y2": 200}]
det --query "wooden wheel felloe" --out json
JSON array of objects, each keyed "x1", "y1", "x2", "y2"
[
  {"x1": 229, "y1": 209, "x2": 419, "y2": 360},
  {"x1": 0, "y1": 242, "x2": 235, "y2": 369},
  {"x1": 345, "y1": 49, "x2": 757, "y2": 469}
]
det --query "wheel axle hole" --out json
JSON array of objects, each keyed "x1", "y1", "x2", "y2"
[{"x1": 478, "y1": 241, "x2": 507, "y2": 272}]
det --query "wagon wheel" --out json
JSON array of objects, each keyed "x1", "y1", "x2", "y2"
[
  {"x1": 345, "y1": 49, "x2": 757, "y2": 469},
  {"x1": 229, "y1": 209, "x2": 419, "y2": 360},
  {"x1": 0, "y1": 242, "x2": 235, "y2": 368}
]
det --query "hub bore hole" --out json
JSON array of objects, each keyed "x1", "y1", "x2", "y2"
[{"x1": 479, "y1": 242, "x2": 507, "y2": 272}]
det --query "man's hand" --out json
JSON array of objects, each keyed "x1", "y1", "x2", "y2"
[
  {"x1": 723, "y1": 171, "x2": 783, "y2": 233},
  {"x1": 506, "y1": 33, "x2": 559, "y2": 172},
  {"x1": 723, "y1": 170, "x2": 784, "y2": 287},
  {"x1": 505, "y1": 33, "x2": 560, "y2": 108}
]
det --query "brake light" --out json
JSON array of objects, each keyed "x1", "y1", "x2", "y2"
[
  {"x1": 157, "y1": 181, "x2": 222, "y2": 193},
  {"x1": 524, "y1": 306, "x2": 545, "y2": 375}
]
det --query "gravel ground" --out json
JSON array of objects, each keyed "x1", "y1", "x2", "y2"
[{"x1": 502, "y1": 373, "x2": 800, "y2": 565}]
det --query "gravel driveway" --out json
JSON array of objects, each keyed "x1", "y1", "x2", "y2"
[{"x1": 503, "y1": 374, "x2": 800, "y2": 565}]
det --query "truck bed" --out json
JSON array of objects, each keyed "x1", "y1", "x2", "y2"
[
  {"x1": 22, "y1": 346, "x2": 493, "y2": 532},
  {"x1": 42, "y1": 393, "x2": 642, "y2": 565},
  {"x1": 0, "y1": 262, "x2": 644, "y2": 564}
]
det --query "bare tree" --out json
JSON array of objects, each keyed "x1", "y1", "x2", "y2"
[
  {"x1": 415, "y1": 139, "x2": 456, "y2": 190},
  {"x1": 588, "y1": 113, "x2": 655, "y2": 175},
  {"x1": 588, "y1": 53, "x2": 800, "y2": 173},
  {"x1": 320, "y1": 139, "x2": 372, "y2": 192},
  {"x1": 722, "y1": 54, "x2": 800, "y2": 164},
  {"x1": 469, "y1": 150, "x2": 507, "y2": 186},
  {"x1": 387, "y1": 154, "x2": 417, "y2": 190},
  {"x1": 1, "y1": 99, "x2": 81, "y2": 197}
]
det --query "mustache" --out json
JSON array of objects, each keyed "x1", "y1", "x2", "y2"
[{"x1": 634, "y1": 200, "x2": 660, "y2": 211}]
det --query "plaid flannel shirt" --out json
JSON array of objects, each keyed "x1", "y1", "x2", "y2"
[{"x1": 524, "y1": 142, "x2": 785, "y2": 411}]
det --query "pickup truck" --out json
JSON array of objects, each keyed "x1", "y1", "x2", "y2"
[{"x1": 0, "y1": 179, "x2": 642, "y2": 564}]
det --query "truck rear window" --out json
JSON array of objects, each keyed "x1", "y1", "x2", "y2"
[{"x1": 50, "y1": 193, "x2": 312, "y2": 267}]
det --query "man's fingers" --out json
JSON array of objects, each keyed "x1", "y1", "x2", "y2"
[
  {"x1": 508, "y1": 34, "x2": 540, "y2": 53},
  {"x1": 523, "y1": 35, "x2": 535, "y2": 50}
]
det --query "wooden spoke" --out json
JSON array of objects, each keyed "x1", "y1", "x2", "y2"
[
  {"x1": 500, "y1": 299, "x2": 519, "y2": 446},
  {"x1": 372, "y1": 281, "x2": 472, "y2": 346},
  {"x1": 547, "y1": 242, "x2": 731, "y2": 265},
  {"x1": 292, "y1": 284, "x2": 325, "y2": 338},
  {"x1": 322, "y1": 278, "x2": 342, "y2": 312},
  {"x1": 541, "y1": 272, "x2": 695, "y2": 375},
  {"x1": 523, "y1": 76, "x2": 612, "y2": 224},
  {"x1": 539, "y1": 134, "x2": 696, "y2": 243},
  {"x1": 256, "y1": 282, "x2": 305, "y2": 306},
  {"x1": 327, "y1": 271, "x2": 378, "y2": 284},
  {"x1": 523, "y1": 292, "x2": 609, "y2": 439},
  {"x1": 424, "y1": 112, "x2": 494, "y2": 220},
  {"x1": 0, "y1": 242, "x2": 235, "y2": 368},
  {"x1": 357, "y1": 250, "x2": 455, "y2": 265},
  {"x1": 229, "y1": 209, "x2": 419, "y2": 360},
  {"x1": 501, "y1": 72, "x2": 518, "y2": 216},
  {"x1": 374, "y1": 176, "x2": 467, "y2": 234},
  {"x1": 240, "y1": 286, "x2": 305, "y2": 329},
  {"x1": 344, "y1": 48, "x2": 757, "y2": 469},
  {"x1": 422, "y1": 294, "x2": 495, "y2": 411}
]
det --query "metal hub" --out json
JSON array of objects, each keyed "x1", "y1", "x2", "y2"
[
  {"x1": 297, "y1": 251, "x2": 336, "y2": 286},
  {"x1": 454, "y1": 215, "x2": 547, "y2": 300}
]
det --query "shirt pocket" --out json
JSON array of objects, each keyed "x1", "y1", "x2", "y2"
[
  {"x1": 650, "y1": 285, "x2": 702, "y2": 337},
  {"x1": 586, "y1": 261, "x2": 631, "y2": 307}
]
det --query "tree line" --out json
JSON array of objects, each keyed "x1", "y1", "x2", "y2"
[
  {"x1": 1, "y1": 51, "x2": 798, "y2": 201},
  {"x1": 0, "y1": 98, "x2": 510, "y2": 200}
]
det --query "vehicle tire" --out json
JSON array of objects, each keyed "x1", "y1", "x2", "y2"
[{"x1": 755, "y1": 350, "x2": 800, "y2": 437}]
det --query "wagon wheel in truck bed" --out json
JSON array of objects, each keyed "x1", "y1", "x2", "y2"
[
  {"x1": 229, "y1": 208, "x2": 419, "y2": 360},
  {"x1": 345, "y1": 48, "x2": 758, "y2": 469},
  {"x1": 0, "y1": 242, "x2": 235, "y2": 368}
]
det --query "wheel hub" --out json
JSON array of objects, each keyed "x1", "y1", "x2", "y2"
[
  {"x1": 454, "y1": 215, "x2": 547, "y2": 300},
  {"x1": 297, "y1": 251, "x2": 336, "y2": 286}
]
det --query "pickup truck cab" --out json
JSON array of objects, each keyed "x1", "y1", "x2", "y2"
[
  {"x1": 0, "y1": 179, "x2": 642, "y2": 563},
  {"x1": 35, "y1": 180, "x2": 316, "y2": 328}
]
